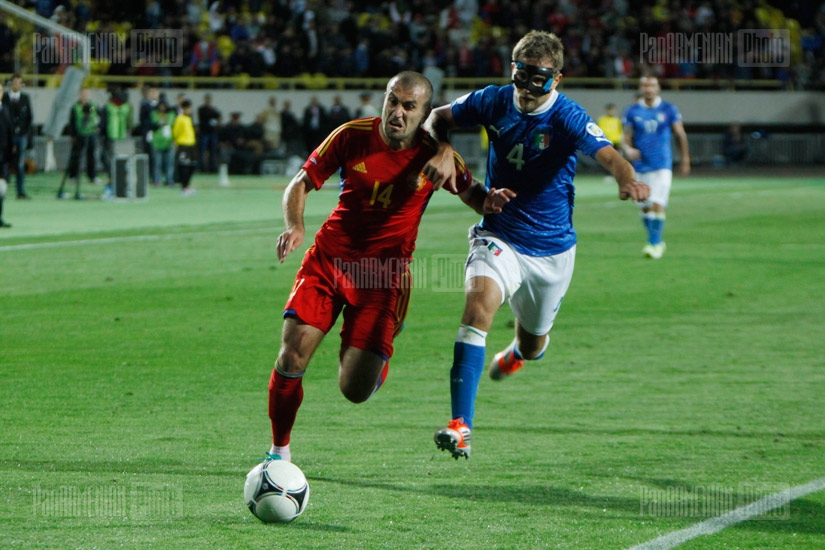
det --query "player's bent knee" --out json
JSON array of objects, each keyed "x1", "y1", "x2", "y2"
[
  {"x1": 339, "y1": 379, "x2": 372, "y2": 404},
  {"x1": 518, "y1": 334, "x2": 550, "y2": 360},
  {"x1": 276, "y1": 348, "x2": 309, "y2": 375}
]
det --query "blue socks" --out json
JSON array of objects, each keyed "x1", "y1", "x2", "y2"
[
  {"x1": 449, "y1": 325, "x2": 487, "y2": 430},
  {"x1": 642, "y1": 211, "x2": 666, "y2": 245}
]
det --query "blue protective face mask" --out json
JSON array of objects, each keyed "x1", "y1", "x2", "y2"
[{"x1": 512, "y1": 61, "x2": 558, "y2": 95}]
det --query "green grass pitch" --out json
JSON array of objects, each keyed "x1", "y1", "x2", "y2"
[{"x1": 1, "y1": 170, "x2": 824, "y2": 549}]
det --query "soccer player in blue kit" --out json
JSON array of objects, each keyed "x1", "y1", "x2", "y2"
[
  {"x1": 421, "y1": 30, "x2": 651, "y2": 459},
  {"x1": 623, "y1": 76, "x2": 690, "y2": 259}
]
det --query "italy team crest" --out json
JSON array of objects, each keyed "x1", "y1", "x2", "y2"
[{"x1": 534, "y1": 132, "x2": 551, "y2": 150}]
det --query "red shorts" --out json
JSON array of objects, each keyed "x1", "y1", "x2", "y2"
[{"x1": 284, "y1": 245, "x2": 411, "y2": 360}]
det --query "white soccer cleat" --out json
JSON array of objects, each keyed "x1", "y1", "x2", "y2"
[{"x1": 644, "y1": 242, "x2": 666, "y2": 259}]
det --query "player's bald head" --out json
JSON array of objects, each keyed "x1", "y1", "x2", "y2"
[{"x1": 386, "y1": 72, "x2": 433, "y2": 111}]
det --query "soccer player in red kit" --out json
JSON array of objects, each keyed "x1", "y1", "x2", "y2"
[{"x1": 265, "y1": 71, "x2": 515, "y2": 462}]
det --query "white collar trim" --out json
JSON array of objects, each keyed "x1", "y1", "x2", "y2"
[
  {"x1": 638, "y1": 96, "x2": 662, "y2": 108},
  {"x1": 512, "y1": 88, "x2": 559, "y2": 115}
]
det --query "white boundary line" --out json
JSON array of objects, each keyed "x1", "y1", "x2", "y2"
[
  {"x1": 0, "y1": 210, "x2": 469, "y2": 253},
  {"x1": 0, "y1": 227, "x2": 279, "y2": 252},
  {"x1": 629, "y1": 477, "x2": 825, "y2": 550}
]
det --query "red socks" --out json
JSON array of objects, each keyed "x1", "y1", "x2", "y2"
[{"x1": 268, "y1": 367, "x2": 304, "y2": 447}]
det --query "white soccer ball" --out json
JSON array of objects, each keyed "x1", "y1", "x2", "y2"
[{"x1": 244, "y1": 460, "x2": 310, "y2": 523}]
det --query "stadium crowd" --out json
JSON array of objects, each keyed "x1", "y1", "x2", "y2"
[{"x1": 2, "y1": 0, "x2": 824, "y2": 89}]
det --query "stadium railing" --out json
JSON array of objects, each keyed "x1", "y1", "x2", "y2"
[{"x1": 8, "y1": 73, "x2": 786, "y2": 92}]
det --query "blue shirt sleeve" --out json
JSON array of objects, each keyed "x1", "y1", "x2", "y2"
[
  {"x1": 668, "y1": 102, "x2": 682, "y2": 125},
  {"x1": 450, "y1": 86, "x2": 498, "y2": 128},
  {"x1": 561, "y1": 102, "x2": 612, "y2": 158}
]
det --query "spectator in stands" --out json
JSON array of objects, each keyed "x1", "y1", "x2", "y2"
[
  {"x1": 74, "y1": 0, "x2": 92, "y2": 31},
  {"x1": 229, "y1": 13, "x2": 253, "y2": 44},
  {"x1": 355, "y1": 92, "x2": 380, "y2": 119},
  {"x1": 352, "y1": 36, "x2": 371, "y2": 76},
  {"x1": 218, "y1": 111, "x2": 246, "y2": 173},
  {"x1": 189, "y1": 34, "x2": 220, "y2": 77},
  {"x1": 197, "y1": 93, "x2": 221, "y2": 173},
  {"x1": 218, "y1": 111, "x2": 262, "y2": 174},
  {"x1": 280, "y1": 100, "x2": 303, "y2": 157},
  {"x1": 274, "y1": 26, "x2": 303, "y2": 77},
  {"x1": 35, "y1": 0, "x2": 56, "y2": 19},
  {"x1": 299, "y1": 14, "x2": 321, "y2": 73},
  {"x1": 245, "y1": 113, "x2": 267, "y2": 162},
  {"x1": 0, "y1": 14, "x2": 15, "y2": 74},
  {"x1": 145, "y1": 0, "x2": 162, "y2": 29},
  {"x1": 255, "y1": 36, "x2": 277, "y2": 75},
  {"x1": 259, "y1": 96, "x2": 282, "y2": 154},
  {"x1": 302, "y1": 96, "x2": 327, "y2": 155},
  {"x1": 207, "y1": 1, "x2": 225, "y2": 34},
  {"x1": 327, "y1": 95, "x2": 352, "y2": 132},
  {"x1": 14, "y1": 0, "x2": 825, "y2": 88},
  {"x1": 723, "y1": 123, "x2": 749, "y2": 166},
  {"x1": 0, "y1": 80, "x2": 13, "y2": 227}
]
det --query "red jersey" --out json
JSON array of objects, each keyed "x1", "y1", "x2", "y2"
[{"x1": 302, "y1": 117, "x2": 471, "y2": 262}]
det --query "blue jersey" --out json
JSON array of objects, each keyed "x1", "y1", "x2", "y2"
[
  {"x1": 623, "y1": 98, "x2": 682, "y2": 173},
  {"x1": 451, "y1": 85, "x2": 611, "y2": 256}
]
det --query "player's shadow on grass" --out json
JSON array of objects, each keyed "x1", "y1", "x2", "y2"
[
  {"x1": 259, "y1": 521, "x2": 350, "y2": 533},
  {"x1": 309, "y1": 475, "x2": 642, "y2": 517},
  {"x1": 632, "y1": 476, "x2": 825, "y2": 536}
]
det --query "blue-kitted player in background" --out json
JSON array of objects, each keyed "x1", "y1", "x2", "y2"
[
  {"x1": 422, "y1": 30, "x2": 650, "y2": 460},
  {"x1": 622, "y1": 76, "x2": 690, "y2": 259}
]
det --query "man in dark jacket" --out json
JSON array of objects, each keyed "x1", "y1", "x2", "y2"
[
  {"x1": 0, "y1": 81, "x2": 14, "y2": 226},
  {"x1": 66, "y1": 88, "x2": 100, "y2": 187},
  {"x1": 197, "y1": 93, "x2": 221, "y2": 173},
  {"x1": 2, "y1": 74, "x2": 33, "y2": 199}
]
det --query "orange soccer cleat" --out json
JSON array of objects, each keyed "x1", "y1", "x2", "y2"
[
  {"x1": 434, "y1": 419, "x2": 471, "y2": 459},
  {"x1": 488, "y1": 346, "x2": 525, "y2": 380}
]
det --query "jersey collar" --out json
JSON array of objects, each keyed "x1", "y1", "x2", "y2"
[
  {"x1": 638, "y1": 96, "x2": 662, "y2": 108},
  {"x1": 512, "y1": 87, "x2": 559, "y2": 115}
]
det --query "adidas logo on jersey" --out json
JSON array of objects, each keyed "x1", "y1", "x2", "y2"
[{"x1": 353, "y1": 162, "x2": 367, "y2": 173}]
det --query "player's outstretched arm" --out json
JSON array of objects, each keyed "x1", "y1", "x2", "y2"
[
  {"x1": 595, "y1": 145, "x2": 650, "y2": 202},
  {"x1": 422, "y1": 105, "x2": 459, "y2": 193},
  {"x1": 459, "y1": 178, "x2": 516, "y2": 216},
  {"x1": 673, "y1": 121, "x2": 690, "y2": 176},
  {"x1": 277, "y1": 170, "x2": 314, "y2": 263}
]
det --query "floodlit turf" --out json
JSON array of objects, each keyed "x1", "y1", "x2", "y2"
[{"x1": 1, "y1": 170, "x2": 824, "y2": 549}]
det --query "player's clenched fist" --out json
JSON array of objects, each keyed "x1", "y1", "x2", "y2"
[{"x1": 618, "y1": 181, "x2": 650, "y2": 202}]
